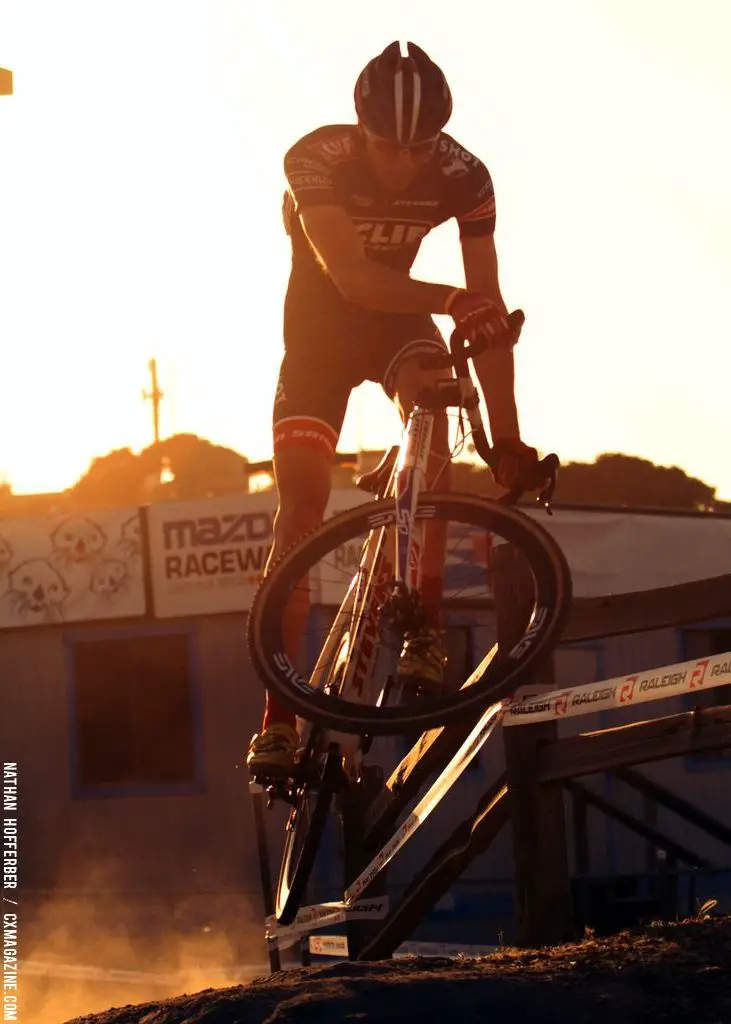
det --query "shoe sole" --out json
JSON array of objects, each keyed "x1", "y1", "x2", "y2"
[{"x1": 247, "y1": 762, "x2": 295, "y2": 781}]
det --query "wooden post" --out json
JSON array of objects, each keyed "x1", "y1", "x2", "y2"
[
  {"x1": 572, "y1": 787, "x2": 590, "y2": 876},
  {"x1": 494, "y1": 543, "x2": 575, "y2": 947}
]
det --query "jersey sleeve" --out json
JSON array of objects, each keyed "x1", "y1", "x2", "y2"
[
  {"x1": 454, "y1": 160, "x2": 497, "y2": 239},
  {"x1": 284, "y1": 142, "x2": 340, "y2": 211}
]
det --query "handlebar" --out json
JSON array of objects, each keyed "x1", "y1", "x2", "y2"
[
  {"x1": 418, "y1": 308, "x2": 559, "y2": 513},
  {"x1": 417, "y1": 309, "x2": 525, "y2": 373},
  {"x1": 449, "y1": 308, "x2": 526, "y2": 368}
]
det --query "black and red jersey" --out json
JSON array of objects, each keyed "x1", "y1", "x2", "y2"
[{"x1": 282, "y1": 124, "x2": 497, "y2": 308}]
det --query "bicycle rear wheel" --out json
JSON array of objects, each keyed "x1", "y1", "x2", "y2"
[
  {"x1": 275, "y1": 736, "x2": 342, "y2": 925},
  {"x1": 248, "y1": 492, "x2": 572, "y2": 735}
]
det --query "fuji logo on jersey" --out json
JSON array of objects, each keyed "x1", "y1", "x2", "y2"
[{"x1": 355, "y1": 220, "x2": 431, "y2": 247}]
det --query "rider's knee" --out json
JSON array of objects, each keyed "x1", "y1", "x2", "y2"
[{"x1": 274, "y1": 492, "x2": 329, "y2": 546}]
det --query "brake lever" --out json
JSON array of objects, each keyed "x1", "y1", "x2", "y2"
[
  {"x1": 536, "y1": 455, "x2": 559, "y2": 515},
  {"x1": 537, "y1": 473, "x2": 557, "y2": 515},
  {"x1": 498, "y1": 454, "x2": 559, "y2": 514}
]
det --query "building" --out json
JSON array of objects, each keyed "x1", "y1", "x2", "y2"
[{"x1": 1, "y1": 490, "x2": 730, "y2": 967}]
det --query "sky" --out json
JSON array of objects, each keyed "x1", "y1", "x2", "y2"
[{"x1": 0, "y1": 0, "x2": 730, "y2": 497}]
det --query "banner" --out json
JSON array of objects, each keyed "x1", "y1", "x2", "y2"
[
  {"x1": 146, "y1": 489, "x2": 371, "y2": 618},
  {"x1": 318, "y1": 519, "x2": 497, "y2": 606},
  {"x1": 146, "y1": 492, "x2": 276, "y2": 618},
  {"x1": 523, "y1": 506, "x2": 731, "y2": 596},
  {"x1": 503, "y1": 649, "x2": 731, "y2": 726},
  {"x1": 121, "y1": 487, "x2": 731, "y2": 620},
  {"x1": 0, "y1": 507, "x2": 144, "y2": 627}
]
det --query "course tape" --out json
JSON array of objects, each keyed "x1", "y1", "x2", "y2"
[
  {"x1": 309, "y1": 934, "x2": 497, "y2": 959},
  {"x1": 265, "y1": 897, "x2": 390, "y2": 950},
  {"x1": 503, "y1": 649, "x2": 731, "y2": 726}
]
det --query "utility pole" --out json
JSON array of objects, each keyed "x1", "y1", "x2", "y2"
[{"x1": 142, "y1": 358, "x2": 164, "y2": 445}]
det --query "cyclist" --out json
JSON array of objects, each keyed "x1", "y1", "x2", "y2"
[{"x1": 247, "y1": 40, "x2": 540, "y2": 777}]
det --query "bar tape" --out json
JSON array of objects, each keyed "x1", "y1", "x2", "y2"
[
  {"x1": 265, "y1": 897, "x2": 390, "y2": 950},
  {"x1": 503, "y1": 649, "x2": 731, "y2": 726}
]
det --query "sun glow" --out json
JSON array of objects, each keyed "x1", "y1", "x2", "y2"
[{"x1": 0, "y1": 1, "x2": 729, "y2": 497}]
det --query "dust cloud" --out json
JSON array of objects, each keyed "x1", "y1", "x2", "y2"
[{"x1": 17, "y1": 855, "x2": 277, "y2": 1024}]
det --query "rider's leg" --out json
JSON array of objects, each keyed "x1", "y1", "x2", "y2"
[
  {"x1": 247, "y1": 431, "x2": 334, "y2": 776},
  {"x1": 262, "y1": 435, "x2": 334, "y2": 730},
  {"x1": 247, "y1": 337, "x2": 349, "y2": 776}
]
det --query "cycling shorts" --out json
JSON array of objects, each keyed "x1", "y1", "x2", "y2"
[{"x1": 273, "y1": 305, "x2": 447, "y2": 459}]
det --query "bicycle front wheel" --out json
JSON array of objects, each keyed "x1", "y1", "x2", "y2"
[{"x1": 247, "y1": 492, "x2": 572, "y2": 735}]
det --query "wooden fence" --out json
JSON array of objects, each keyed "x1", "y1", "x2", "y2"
[{"x1": 351, "y1": 564, "x2": 731, "y2": 958}]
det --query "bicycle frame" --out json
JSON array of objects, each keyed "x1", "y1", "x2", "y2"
[
  {"x1": 392, "y1": 405, "x2": 433, "y2": 593},
  {"x1": 253, "y1": 317, "x2": 568, "y2": 951},
  {"x1": 304, "y1": 413, "x2": 431, "y2": 768},
  {"x1": 305, "y1": 349, "x2": 485, "y2": 768}
]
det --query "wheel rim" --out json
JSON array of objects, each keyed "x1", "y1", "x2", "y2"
[
  {"x1": 275, "y1": 743, "x2": 339, "y2": 924},
  {"x1": 250, "y1": 494, "x2": 572, "y2": 735}
]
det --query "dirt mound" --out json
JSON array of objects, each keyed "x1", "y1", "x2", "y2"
[{"x1": 64, "y1": 915, "x2": 731, "y2": 1024}]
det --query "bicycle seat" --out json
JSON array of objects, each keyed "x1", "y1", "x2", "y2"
[{"x1": 355, "y1": 445, "x2": 399, "y2": 494}]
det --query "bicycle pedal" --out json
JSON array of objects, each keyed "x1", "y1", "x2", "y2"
[
  {"x1": 249, "y1": 771, "x2": 293, "y2": 793},
  {"x1": 396, "y1": 679, "x2": 444, "y2": 703}
]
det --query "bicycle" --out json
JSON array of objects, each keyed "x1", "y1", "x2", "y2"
[{"x1": 247, "y1": 310, "x2": 573, "y2": 933}]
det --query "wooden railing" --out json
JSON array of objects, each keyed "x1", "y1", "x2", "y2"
[{"x1": 353, "y1": 566, "x2": 731, "y2": 958}]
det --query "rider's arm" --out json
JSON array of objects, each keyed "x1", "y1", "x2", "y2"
[
  {"x1": 298, "y1": 204, "x2": 458, "y2": 314},
  {"x1": 461, "y1": 233, "x2": 521, "y2": 440}
]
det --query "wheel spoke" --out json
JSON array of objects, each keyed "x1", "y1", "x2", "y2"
[{"x1": 249, "y1": 494, "x2": 571, "y2": 735}]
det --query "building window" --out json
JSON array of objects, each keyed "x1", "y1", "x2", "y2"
[{"x1": 71, "y1": 630, "x2": 197, "y2": 789}]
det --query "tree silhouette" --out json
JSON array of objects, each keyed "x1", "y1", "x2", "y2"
[
  {"x1": 1, "y1": 440, "x2": 720, "y2": 516},
  {"x1": 413, "y1": 452, "x2": 717, "y2": 511},
  {"x1": 68, "y1": 434, "x2": 249, "y2": 509},
  {"x1": 554, "y1": 453, "x2": 716, "y2": 510}
]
